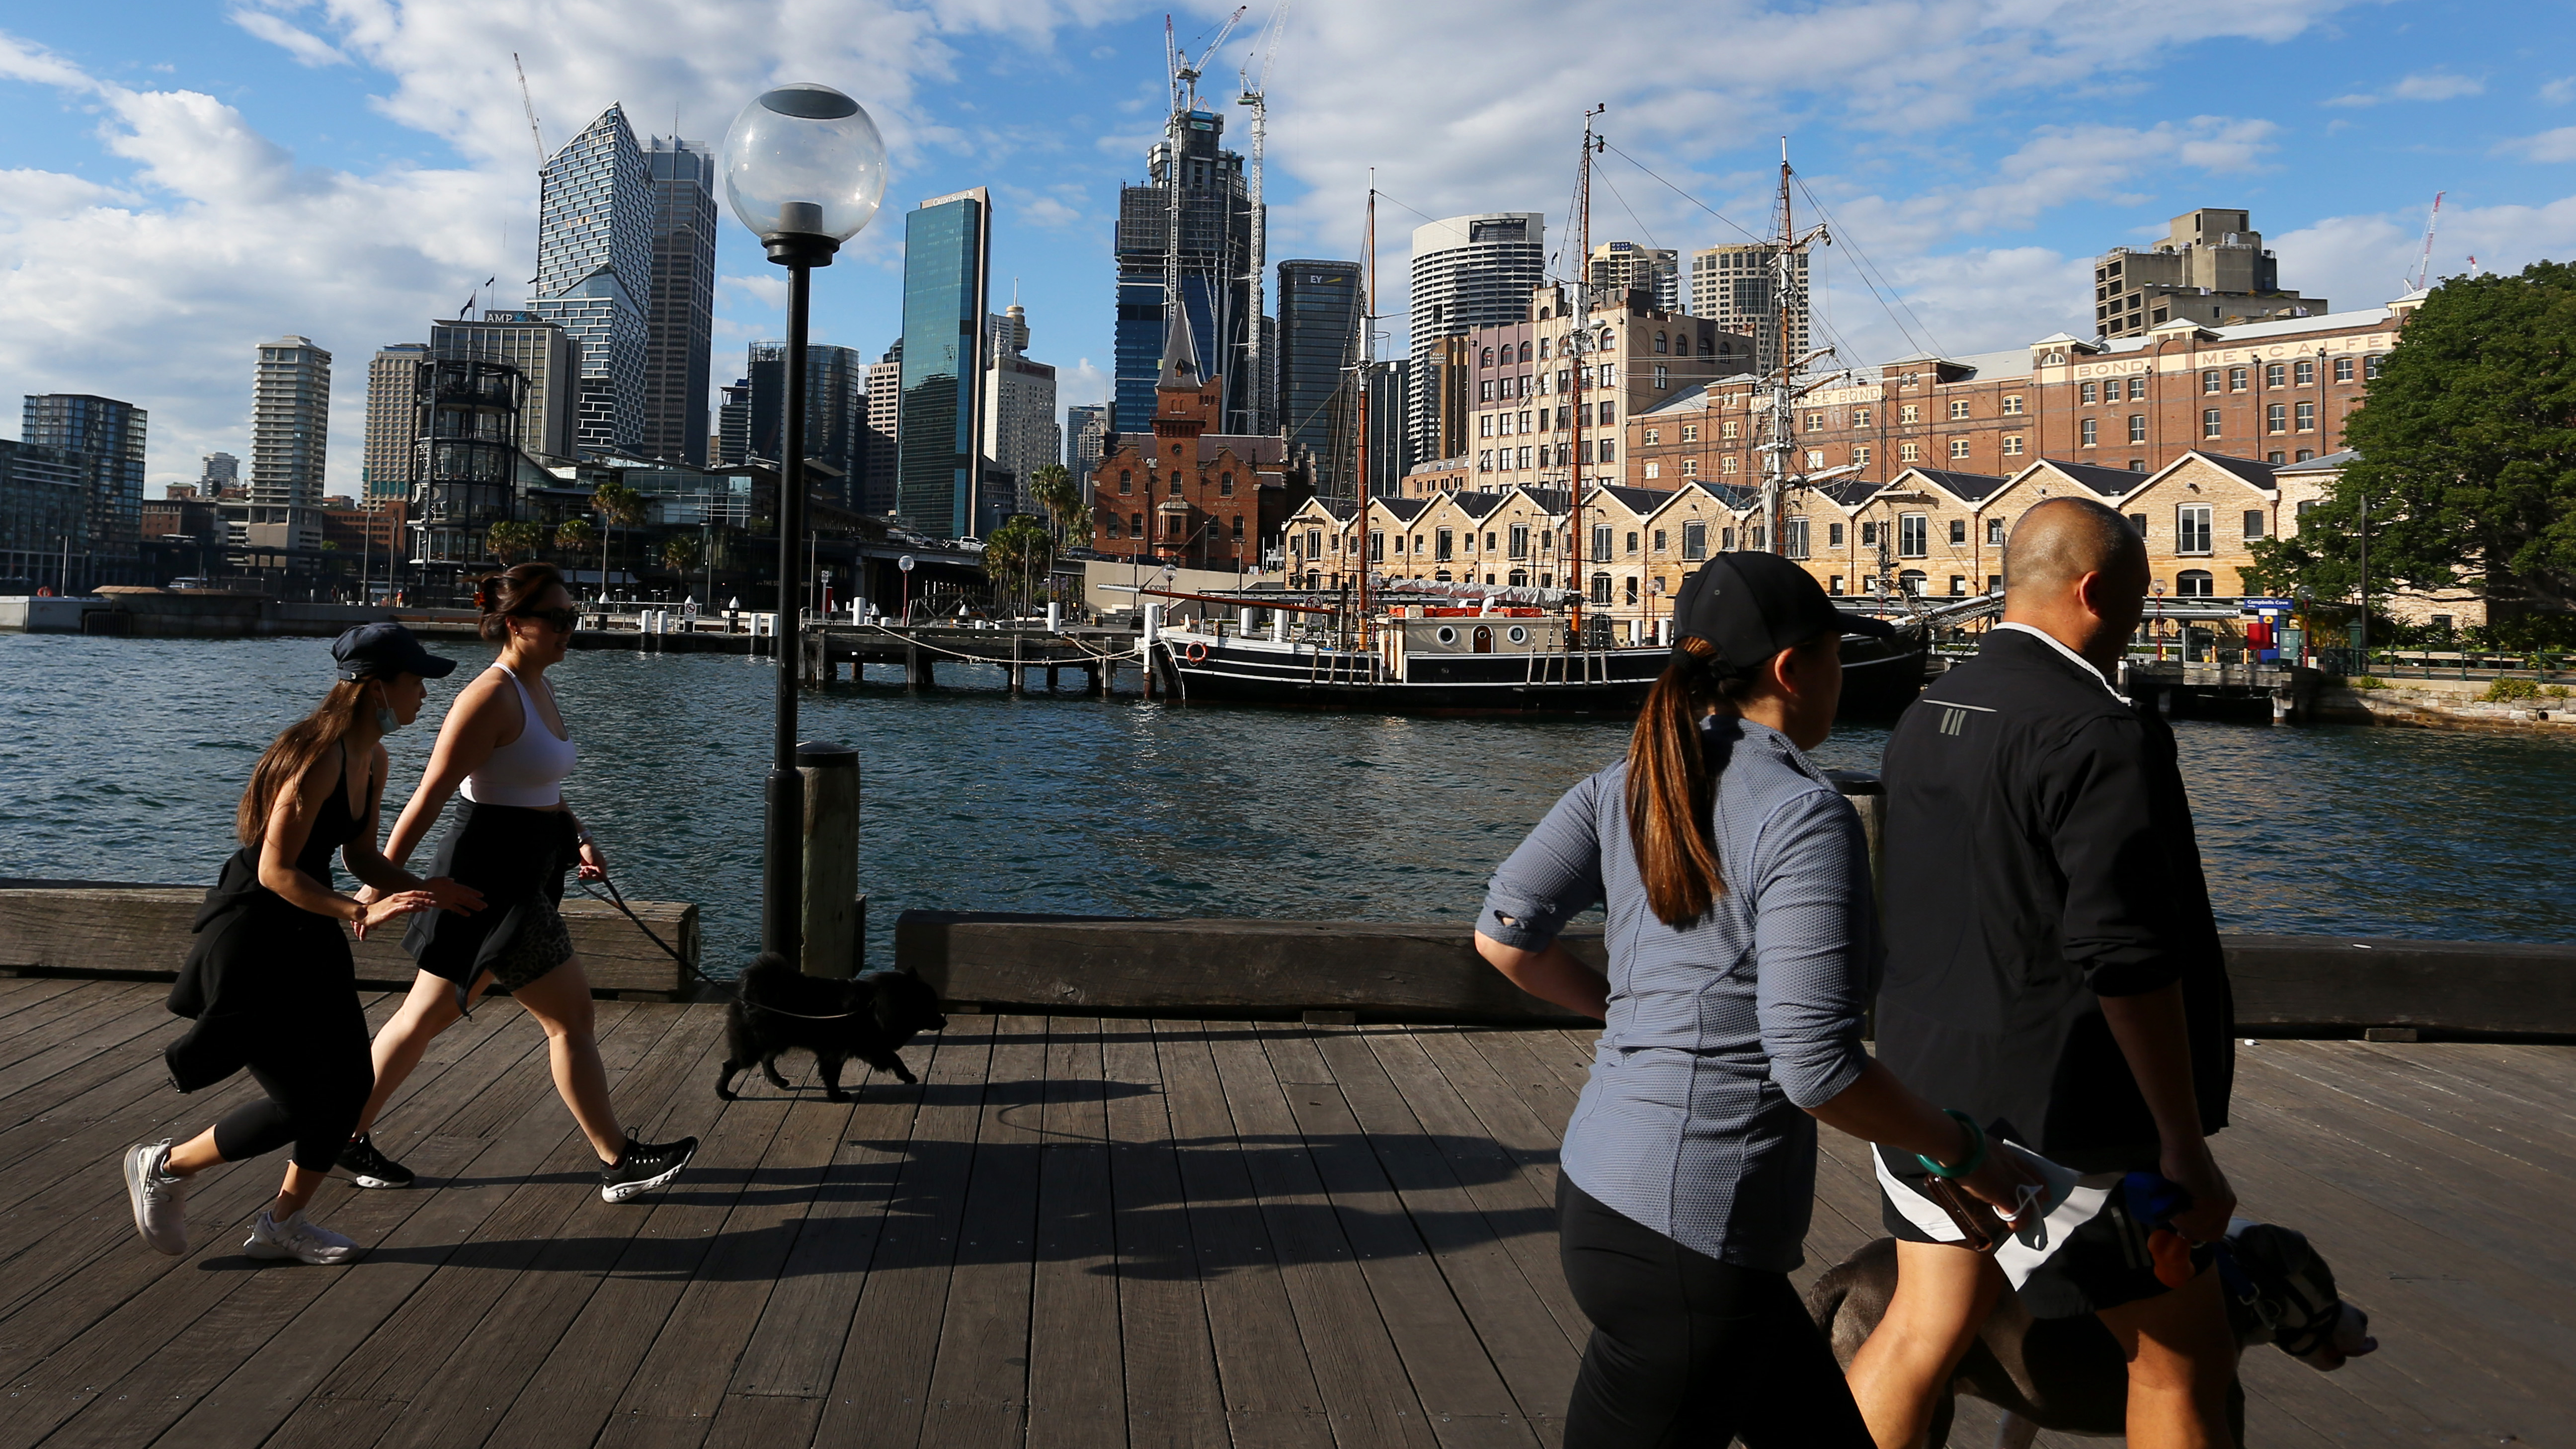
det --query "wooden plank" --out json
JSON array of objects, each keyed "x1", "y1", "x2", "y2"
[
  {"x1": 1025, "y1": 1019, "x2": 1125, "y2": 1449},
  {"x1": 914, "y1": 1013, "x2": 1048, "y2": 1449},
  {"x1": 1202, "y1": 1023, "x2": 1444, "y2": 1449},
  {"x1": 1094, "y1": 1018, "x2": 1226, "y2": 1449},
  {"x1": 1146, "y1": 1020, "x2": 1334, "y2": 1449},
  {"x1": 0, "y1": 977, "x2": 123, "y2": 1053},
  {"x1": 0, "y1": 983, "x2": 184, "y2": 1118},
  {"x1": 807, "y1": 1015, "x2": 996, "y2": 1449},
  {"x1": 1310, "y1": 1027, "x2": 1578, "y2": 1436}
]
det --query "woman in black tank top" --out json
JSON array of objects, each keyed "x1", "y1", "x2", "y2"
[{"x1": 126, "y1": 625, "x2": 480, "y2": 1266}]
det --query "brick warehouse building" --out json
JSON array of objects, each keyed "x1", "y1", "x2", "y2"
[
  {"x1": 1089, "y1": 317, "x2": 1296, "y2": 572},
  {"x1": 1629, "y1": 289, "x2": 2423, "y2": 491}
]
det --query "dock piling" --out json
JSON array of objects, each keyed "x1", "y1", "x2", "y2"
[{"x1": 796, "y1": 741, "x2": 861, "y2": 978}]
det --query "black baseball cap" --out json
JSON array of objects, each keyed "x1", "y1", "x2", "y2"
[
  {"x1": 1672, "y1": 551, "x2": 1895, "y2": 675},
  {"x1": 332, "y1": 623, "x2": 458, "y2": 682}
]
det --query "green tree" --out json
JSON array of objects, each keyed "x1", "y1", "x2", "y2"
[
  {"x1": 554, "y1": 517, "x2": 595, "y2": 560},
  {"x1": 661, "y1": 533, "x2": 703, "y2": 574},
  {"x1": 590, "y1": 479, "x2": 646, "y2": 601},
  {"x1": 982, "y1": 512, "x2": 1055, "y2": 611},
  {"x1": 2246, "y1": 262, "x2": 2576, "y2": 619},
  {"x1": 1026, "y1": 463, "x2": 1091, "y2": 548},
  {"x1": 486, "y1": 519, "x2": 542, "y2": 564}
]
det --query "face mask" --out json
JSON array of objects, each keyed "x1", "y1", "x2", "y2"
[{"x1": 376, "y1": 704, "x2": 401, "y2": 733}]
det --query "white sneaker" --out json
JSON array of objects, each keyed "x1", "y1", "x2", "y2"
[
  {"x1": 243, "y1": 1210, "x2": 361, "y2": 1265},
  {"x1": 122, "y1": 1140, "x2": 188, "y2": 1255}
]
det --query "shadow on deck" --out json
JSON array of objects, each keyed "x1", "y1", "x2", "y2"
[{"x1": 0, "y1": 979, "x2": 2560, "y2": 1448}]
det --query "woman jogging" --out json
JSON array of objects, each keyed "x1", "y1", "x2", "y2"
[
  {"x1": 126, "y1": 624, "x2": 477, "y2": 1263},
  {"x1": 349, "y1": 562, "x2": 696, "y2": 1204},
  {"x1": 1474, "y1": 553, "x2": 2036, "y2": 1447}
]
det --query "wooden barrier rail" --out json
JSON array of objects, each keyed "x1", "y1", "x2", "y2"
[
  {"x1": 0, "y1": 881, "x2": 698, "y2": 1000},
  {"x1": 897, "y1": 910, "x2": 2576, "y2": 1038}
]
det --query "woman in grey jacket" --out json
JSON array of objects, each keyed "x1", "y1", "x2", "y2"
[{"x1": 1476, "y1": 553, "x2": 2033, "y2": 1447}]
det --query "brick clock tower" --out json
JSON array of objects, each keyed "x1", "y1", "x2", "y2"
[{"x1": 1089, "y1": 310, "x2": 1292, "y2": 572}]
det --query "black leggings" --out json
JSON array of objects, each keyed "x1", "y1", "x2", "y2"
[
  {"x1": 210, "y1": 1022, "x2": 373, "y2": 1174},
  {"x1": 1558, "y1": 1177, "x2": 1872, "y2": 1449}
]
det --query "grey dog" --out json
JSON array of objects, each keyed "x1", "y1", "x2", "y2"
[{"x1": 1806, "y1": 1220, "x2": 2377, "y2": 1446}]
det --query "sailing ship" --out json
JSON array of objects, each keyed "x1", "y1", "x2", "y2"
[{"x1": 1139, "y1": 121, "x2": 1929, "y2": 717}]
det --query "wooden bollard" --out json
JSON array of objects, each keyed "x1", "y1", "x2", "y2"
[{"x1": 798, "y1": 741, "x2": 861, "y2": 978}]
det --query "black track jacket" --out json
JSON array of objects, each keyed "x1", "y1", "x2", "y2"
[{"x1": 1876, "y1": 626, "x2": 2234, "y2": 1154}]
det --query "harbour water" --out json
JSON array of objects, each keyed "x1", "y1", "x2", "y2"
[{"x1": 5, "y1": 632, "x2": 2573, "y2": 973}]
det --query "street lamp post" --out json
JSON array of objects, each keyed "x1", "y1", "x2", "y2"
[{"x1": 721, "y1": 83, "x2": 887, "y2": 966}]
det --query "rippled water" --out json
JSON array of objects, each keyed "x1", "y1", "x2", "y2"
[{"x1": 4, "y1": 632, "x2": 2572, "y2": 972}]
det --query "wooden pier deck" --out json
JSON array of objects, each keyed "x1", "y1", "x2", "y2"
[{"x1": 0, "y1": 978, "x2": 2563, "y2": 1448}]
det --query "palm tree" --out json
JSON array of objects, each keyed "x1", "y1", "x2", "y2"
[
  {"x1": 983, "y1": 513, "x2": 1055, "y2": 613},
  {"x1": 554, "y1": 517, "x2": 595, "y2": 564},
  {"x1": 661, "y1": 533, "x2": 702, "y2": 574},
  {"x1": 1027, "y1": 464, "x2": 1090, "y2": 549},
  {"x1": 590, "y1": 480, "x2": 646, "y2": 602},
  {"x1": 486, "y1": 519, "x2": 542, "y2": 564}
]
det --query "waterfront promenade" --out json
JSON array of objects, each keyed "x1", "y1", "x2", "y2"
[{"x1": 0, "y1": 979, "x2": 2561, "y2": 1447}]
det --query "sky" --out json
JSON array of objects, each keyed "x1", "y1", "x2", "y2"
[{"x1": 2, "y1": 0, "x2": 2574, "y2": 492}]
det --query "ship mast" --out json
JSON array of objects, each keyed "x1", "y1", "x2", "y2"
[
  {"x1": 1758, "y1": 140, "x2": 1838, "y2": 555},
  {"x1": 1569, "y1": 104, "x2": 1603, "y2": 644},
  {"x1": 1354, "y1": 178, "x2": 1375, "y2": 648}
]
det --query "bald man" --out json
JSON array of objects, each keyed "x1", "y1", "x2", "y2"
[{"x1": 1846, "y1": 497, "x2": 2241, "y2": 1448}]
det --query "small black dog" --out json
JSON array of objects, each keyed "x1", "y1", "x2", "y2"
[{"x1": 716, "y1": 953, "x2": 949, "y2": 1103}]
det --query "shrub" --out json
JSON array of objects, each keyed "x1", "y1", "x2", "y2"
[
  {"x1": 2351, "y1": 675, "x2": 2386, "y2": 690},
  {"x1": 2481, "y1": 675, "x2": 2542, "y2": 703}
]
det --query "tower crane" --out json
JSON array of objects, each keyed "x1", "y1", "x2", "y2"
[
  {"x1": 1166, "y1": 7, "x2": 1247, "y2": 114},
  {"x1": 512, "y1": 53, "x2": 547, "y2": 171},
  {"x1": 1238, "y1": 0, "x2": 1289, "y2": 435},
  {"x1": 2411, "y1": 191, "x2": 2445, "y2": 292}
]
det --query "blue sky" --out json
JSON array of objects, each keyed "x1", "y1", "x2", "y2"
[{"x1": 2, "y1": 0, "x2": 2573, "y2": 489}]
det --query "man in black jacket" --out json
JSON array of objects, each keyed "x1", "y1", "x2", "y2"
[{"x1": 1846, "y1": 497, "x2": 2240, "y2": 1448}]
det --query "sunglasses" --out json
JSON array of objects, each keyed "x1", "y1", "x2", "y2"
[{"x1": 514, "y1": 606, "x2": 579, "y2": 633}]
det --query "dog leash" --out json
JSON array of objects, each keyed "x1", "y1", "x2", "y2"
[{"x1": 576, "y1": 870, "x2": 870, "y2": 1021}]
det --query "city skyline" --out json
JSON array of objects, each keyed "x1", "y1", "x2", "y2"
[{"x1": 0, "y1": 2, "x2": 2571, "y2": 492}]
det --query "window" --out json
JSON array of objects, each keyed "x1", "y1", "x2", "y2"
[
  {"x1": 1719, "y1": 420, "x2": 1738, "y2": 439},
  {"x1": 1519, "y1": 410, "x2": 1532, "y2": 433},
  {"x1": 1898, "y1": 513, "x2": 1928, "y2": 558},
  {"x1": 2335, "y1": 357, "x2": 2355, "y2": 383},
  {"x1": 1652, "y1": 529, "x2": 1666, "y2": 554},
  {"x1": 1540, "y1": 530, "x2": 1552, "y2": 553},
  {"x1": 1829, "y1": 575, "x2": 1844, "y2": 594},
  {"x1": 2243, "y1": 509, "x2": 2266, "y2": 541},
  {"x1": 1118, "y1": 470, "x2": 1132, "y2": 495},
  {"x1": 1681, "y1": 424, "x2": 1699, "y2": 443},
  {"x1": 1643, "y1": 427, "x2": 1661, "y2": 445},
  {"x1": 2294, "y1": 359, "x2": 2316, "y2": 385},
  {"x1": 1105, "y1": 513, "x2": 1122, "y2": 538},
  {"x1": 1682, "y1": 521, "x2": 1708, "y2": 560},
  {"x1": 1643, "y1": 462, "x2": 1661, "y2": 479},
  {"x1": 2125, "y1": 414, "x2": 2145, "y2": 444},
  {"x1": 1828, "y1": 521, "x2": 1845, "y2": 547},
  {"x1": 1852, "y1": 406, "x2": 1873, "y2": 428},
  {"x1": 2295, "y1": 401, "x2": 2316, "y2": 432},
  {"x1": 1369, "y1": 530, "x2": 1384, "y2": 561},
  {"x1": 1436, "y1": 528, "x2": 1455, "y2": 562},
  {"x1": 1986, "y1": 517, "x2": 2005, "y2": 546},
  {"x1": 2296, "y1": 449, "x2": 2314, "y2": 462},
  {"x1": 1625, "y1": 531, "x2": 1639, "y2": 556},
  {"x1": 2201, "y1": 408, "x2": 2223, "y2": 439},
  {"x1": 1479, "y1": 380, "x2": 1495, "y2": 402},
  {"x1": 1219, "y1": 473, "x2": 1234, "y2": 496},
  {"x1": 1720, "y1": 458, "x2": 1738, "y2": 474},
  {"x1": 1485, "y1": 532, "x2": 1497, "y2": 552},
  {"x1": 1169, "y1": 474, "x2": 1183, "y2": 496},
  {"x1": 1808, "y1": 450, "x2": 1827, "y2": 468},
  {"x1": 1593, "y1": 525, "x2": 1614, "y2": 561},
  {"x1": 2080, "y1": 382, "x2": 2098, "y2": 404},
  {"x1": 2081, "y1": 418, "x2": 2098, "y2": 447},
  {"x1": 2229, "y1": 367, "x2": 2249, "y2": 392},
  {"x1": 1654, "y1": 331, "x2": 1669, "y2": 354},
  {"x1": 2177, "y1": 504, "x2": 2213, "y2": 555},
  {"x1": 1591, "y1": 572, "x2": 1612, "y2": 604},
  {"x1": 2265, "y1": 363, "x2": 2286, "y2": 388},
  {"x1": 2265, "y1": 403, "x2": 2287, "y2": 433},
  {"x1": 1899, "y1": 442, "x2": 1921, "y2": 462},
  {"x1": 1681, "y1": 457, "x2": 1699, "y2": 476},
  {"x1": 1476, "y1": 450, "x2": 1492, "y2": 472},
  {"x1": 1478, "y1": 414, "x2": 1493, "y2": 438},
  {"x1": 1949, "y1": 575, "x2": 1967, "y2": 596},
  {"x1": 1899, "y1": 404, "x2": 1920, "y2": 424},
  {"x1": 1132, "y1": 512, "x2": 1145, "y2": 537},
  {"x1": 2002, "y1": 434, "x2": 2023, "y2": 456},
  {"x1": 1600, "y1": 441, "x2": 1616, "y2": 463},
  {"x1": 1654, "y1": 364, "x2": 1670, "y2": 389},
  {"x1": 1509, "y1": 524, "x2": 1530, "y2": 559},
  {"x1": 1598, "y1": 401, "x2": 1616, "y2": 425},
  {"x1": 1949, "y1": 400, "x2": 1972, "y2": 420},
  {"x1": 1946, "y1": 518, "x2": 1965, "y2": 546},
  {"x1": 2128, "y1": 513, "x2": 2148, "y2": 538},
  {"x1": 1520, "y1": 341, "x2": 1533, "y2": 363},
  {"x1": 1783, "y1": 516, "x2": 1810, "y2": 559},
  {"x1": 1860, "y1": 522, "x2": 1878, "y2": 546},
  {"x1": 2201, "y1": 370, "x2": 2222, "y2": 394},
  {"x1": 1480, "y1": 347, "x2": 1494, "y2": 367},
  {"x1": 2175, "y1": 569, "x2": 2214, "y2": 598},
  {"x1": 1853, "y1": 445, "x2": 1871, "y2": 466},
  {"x1": 2001, "y1": 396, "x2": 2023, "y2": 416},
  {"x1": 1231, "y1": 515, "x2": 1244, "y2": 541},
  {"x1": 1805, "y1": 412, "x2": 1825, "y2": 433},
  {"x1": 2128, "y1": 377, "x2": 2149, "y2": 401},
  {"x1": 1948, "y1": 439, "x2": 1971, "y2": 459},
  {"x1": 1517, "y1": 446, "x2": 1532, "y2": 470},
  {"x1": 1899, "y1": 569, "x2": 1927, "y2": 596},
  {"x1": 1304, "y1": 528, "x2": 1321, "y2": 557},
  {"x1": 1624, "y1": 575, "x2": 1640, "y2": 605}
]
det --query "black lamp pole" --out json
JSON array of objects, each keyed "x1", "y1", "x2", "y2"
[{"x1": 760, "y1": 227, "x2": 838, "y2": 963}]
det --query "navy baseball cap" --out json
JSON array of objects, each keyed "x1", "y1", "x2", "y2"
[
  {"x1": 332, "y1": 623, "x2": 458, "y2": 682},
  {"x1": 1672, "y1": 551, "x2": 1895, "y2": 675}
]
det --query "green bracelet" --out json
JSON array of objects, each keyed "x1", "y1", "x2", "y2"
[{"x1": 1916, "y1": 1109, "x2": 1988, "y2": 1180}]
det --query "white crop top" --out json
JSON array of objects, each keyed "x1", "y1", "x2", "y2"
[{"x1": 462, "y1": 666, "x2": 576, "y2": 807}]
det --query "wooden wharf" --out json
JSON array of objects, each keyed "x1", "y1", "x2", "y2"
[
  {"x1": 796, "y1": 624, "x2": 1141, "y2": 695},
  {"x1": 0, "y1": 979, "x2": 2562, "y2": 1448}
]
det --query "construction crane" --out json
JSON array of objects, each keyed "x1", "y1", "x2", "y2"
[
  {"x1": 1237, "y1": 0, "x2": 1289, "y2": 435},
  {"x1": 1165, "y1": 7, "x2": 1247, "y2": 114},
  {"x1": 511, "y1": 54, "x2": 548, "y2": 171},
  {"x1": 2411, "y1": 190, "x2": 2444, "y2": 292}
]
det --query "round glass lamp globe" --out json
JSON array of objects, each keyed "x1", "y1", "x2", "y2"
[{"x1": 721, "y1": 83, "x2": 886, "y2": 242}]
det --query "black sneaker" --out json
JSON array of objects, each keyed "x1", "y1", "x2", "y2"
[
  {"x1": 599, "y1": 1131, "x2": 697, "y2": 1203},
  {"x1": 337, "y1": 1133, "x2": 414, "y2": 1189}
]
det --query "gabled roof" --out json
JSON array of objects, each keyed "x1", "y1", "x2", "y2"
[
  {"x1": 2188, "y1": 452, "x2": 2280, "y2": 491},
  {"x1": 1594, "y1": 484, "x2": 1678, "y2": 516},
  {"x1": 1451, "y1": 490, "x2": 1511, "y2": 520},
  {"x1": 1815, "y1": 477, "x2": 1884, "y2": 509},
  {"x1": 2274, "y1": 448, "x2": 2357, "y2": 475},
  {"x1": 1638, "y1": 383, "x2": 1717, "y2": 416},
  {"x1": 2021, "y1": 458, "x2": 2145, "y2": 497},
  {"x1": 1901, "y1": 467, "x2": 2010, "y2": 504},
  {"x1": 1290, "y1": 496, "x2": 1358, "y2": 521},
  {"x1": 1379, "y1": 496, "x2": 1431, "y2": 523}
]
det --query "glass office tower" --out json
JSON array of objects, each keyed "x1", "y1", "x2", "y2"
[
  {"x1": 528, "y1": 105, "x2": 653, "y2": 455},
  {"x1": 1277, "y1": 259, "x2": 1363, "y2": 501},
  {"x1": 641, "y1": 135, "x2": 718, "y2": 466},
  {"x1": 896, "y1": 188, "x2": 993, "y2": 539},
  {"x1": 1113, "y1": 108, "x2": 1256, "y2": 436}
]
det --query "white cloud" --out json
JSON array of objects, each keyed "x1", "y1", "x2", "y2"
[
  {"x1": 0, "y1": 31, "x2": 94, "y2": 91},
  {"x1": 2498, "y1": 128, "x2": 2576, "y2": 163},
  {"x1": 720, "y1": 272, "x2": 788, "y2": 308},
  {"x1": 2271, "y1": 196, "x2": 2576, "y2": 307},
  {"x1": 228, "y1": 9, "x2": 350, "y2": 68},
  {"x1": 2390, "y1": 71, "x2": 2483, "y2": 102},
  {"x1": 1060, "y1": 357, "x2": 1109, "y2": 409},
  {"x1": 2544, "y1": 77, "x2": 2576, "y2": 105}
]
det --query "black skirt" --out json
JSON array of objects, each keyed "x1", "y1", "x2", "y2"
[
  {"x1": 402, "y1": 801, "x2": 577, "y2": 989},
  {"x1": 166, "y1": 847, "x2": 361, "y2": 1092}
]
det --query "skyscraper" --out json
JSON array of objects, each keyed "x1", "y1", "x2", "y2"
[
  {"x1": 897, "y1": 188, "x2": 993, "y2": 538},
  {"x1": 1113, "y1": 109, "x2": 1257, "y2": 437},
  {"x1": 1590, "y1": 242, "x2": 1682, "y2": 312},
  {"x1": 1363, "y1": 360, "x2": 1411, "y2": 498},
  {"x1": 1408, "y1": 213, "x2": 1545, "y2": 468},
  {"x1": 716, "y1": 378, "x2": 752, "y2": 466},
  {"x1": 744, "y1": 340, "x2": 864, "y2": 504},
  {"x1": 1064, "y1": 402, "x2": 1107, "y2": 491},
  {"x1": 983, "y1": 303, "x2": 1057, "y2": 518},
  {"x1": 529, "y1": 105, "x2": 653, "y2": 455},
  {"x1": 21, "y1": 393, "x2": 146, "y2": 570},
  {"x1": 364, "y1": 343, "x2": 429, "y2": 501},
  {"x1": 1277, "y1": 259, "x2": 1363, "y2": 500},
  {"x1": 250, "y1": 336, "x2": 330, "y2": 510},
  {"x1": 642, "y1": 135, "x2": 718, "y2": 465},
  {"x1": 430, "y1": 313, "x2": 578, "y2": 460},
  {"x1": 199, "y1": 452, "x2": 240, "y2": 494},
  {"x1": 860, "y1": 343, "x2": 900, "y2": 515},
  {"x1": 1690, "y1": 243, "x2": 1810, "y2": 373}
]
